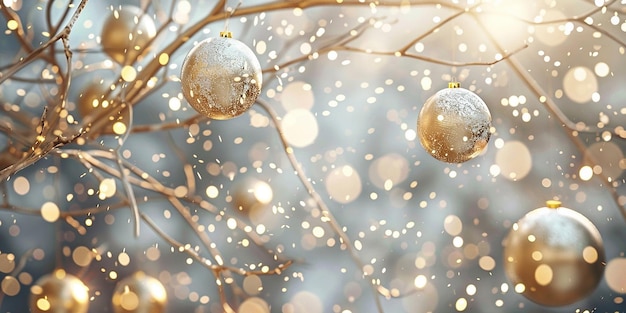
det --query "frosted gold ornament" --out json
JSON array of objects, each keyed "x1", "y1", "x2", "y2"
[
  {"x1": 101, "y1": 5, "x2": 157, "y2": 64},
  {"x1": 417, "y1": 83, "x2": 491, "y2": 163},
  {"x1": 29, "y1": 269, "x2": 89, "y2": 313},
  {"x1": 112, "y1": 271, "x2": 167, "y2": 313},
  {"x1": 77, "y1": 81, "x2": 132, "y2": 138},
  {"x1": 180, "y1": 32, "x2": 262, "y2": 120},
  {"x1": 503, "y1": 200, "x2": 605, "y2": 306}
]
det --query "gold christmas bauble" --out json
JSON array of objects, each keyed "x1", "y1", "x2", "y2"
[
  {"x1": 417, "y1": 84, "x2": 491, "y2": 163},
  {"x1": 101, "y1": 5, "x2": 156, "y2": 64},
  {"x1": 232, "y1": 178, "x2": 273, "y2": 222},
  {"x1": 77, "y1": 81, "x2": 132, "y2": 138},
  {"x1": 503, "y1": 200, "x2": 605, "y2": 306},
  {"x1": 29, "y1": 269, "x2": 89, "y2": 313},
  {"x1": 180, "y1": 33, "x2": 262, "y2": 120},
  {"x1": 112, "y1": 271, "x2": 167, "y2": 313},
  {"x1": 0, "y1": 143, "x2": 24, "y2": 170}
]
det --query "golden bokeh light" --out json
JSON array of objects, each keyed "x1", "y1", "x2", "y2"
[
  {"x1": 40, "y1": 202, "x2": 60, "y2": 223},
  {"x1": 368, "y1": 153, "x2": 410, "y2": 190},
  {"x1": 494, "y1": 140, "x2": 532, "y2": 181},
  {"x1": 563, "y1": 66, "x2": 598, "y2": 104},
  {"x1": 281, "y1": 109, "x2": 319, "y2": 148},
  {"x1": 605, "y1": 258, "x2": 626, "y2": 293},
  {"x1": 325, "y1": 165, "x2": 362, "y2": 204},
  {"x1": 281, "y1": 81, "x2": 315, "y2": 111}
]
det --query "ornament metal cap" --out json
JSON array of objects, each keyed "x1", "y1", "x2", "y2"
[
  {"x1": 546, "y1": 200, "x2": 561, "y2": 209},
  {"x1": 448, "y1": 82, "x2": 460, "y2": 88},
  {"x1": 220, "y1": 31, "x2": 233, "y2": 38}
]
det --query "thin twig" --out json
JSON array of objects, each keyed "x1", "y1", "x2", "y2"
[
  {"x1": 142, "y1": 213, "x2": 292, "y2": 311},
  {"x1": 473, "y1": 13, "x2": 626, "y2": 222},
  {"x1": 0, "y1": 0, "x2": 90, "y2": 181},
  {"x1": 255, "y1": 98, "x2": 386, "y2": 313},
  {"x1": 0, "y1": 0, "x2": 88, "y2": 84}
]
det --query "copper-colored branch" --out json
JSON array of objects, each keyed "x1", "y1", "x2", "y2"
[{"x1": 123, "y1": 0, "x2": 465, "y2": 104}]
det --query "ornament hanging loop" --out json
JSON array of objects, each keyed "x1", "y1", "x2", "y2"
[
  {"x1": 448, "y1": 81, "x2": 460, "y2": 88},
  {"x1": 222, "y1": 0, "x2": 242, "y2": 37},
  {"x1": 546, "y1": 200, "x2": 561, "y2": 209},
  {"x1": 448, "y1": 76, "x2": 460, "y2": 88}
]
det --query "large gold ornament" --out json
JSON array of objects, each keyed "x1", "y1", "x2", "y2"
[
  {"x1": 180, "y1": 32, "x2": 262, "y2": 120},
  {"x1": 29, "y1": 269, "x2": 89, "y2": 313},
  {"x1": 503, "y1": 200, "x2": 605, "y2": 306},
  {"x1": 111, "y1": 271, "x2": 167, "y2": 313},
  {"x1": 77, "y1": 81, "x2": 132, "y2": 138},
  {"x1": 417, "y1": 83, "x2": 491, "y2": 163},
  {"x1": 101, "y1": 5, "x2": 157, "y2": 64}
]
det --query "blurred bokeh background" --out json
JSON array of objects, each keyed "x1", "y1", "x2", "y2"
[{"x1": 0, "y1": 0, "x2": 625, "y2": 312}]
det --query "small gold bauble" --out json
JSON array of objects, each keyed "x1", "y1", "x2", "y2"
[
  {"x1": 180, "y1": 34, "x2": 262, "y2": 120},
  {"x1": 417, "y1": 84, "x2": 491, "y2": 163},
  {"x1": 232, "y1": 178, "x2": 273, "y2": 222},
  {"x1": 29, "y1": 269, "x2": 89, "y2": 313},
  {"x1": 77, "y1": 81, "x2": 131, "y2": 138},
  {"x1": 0, "y1": 143, "x2": 24, "y2": 170},
  {"x1": 503, "y1": 201, "x2": 605, "y2": 306},
  {"x1": 101, "y1": 5, "x2": 156, "y2": 64},
  {"x1": 112, "y1": 271, "x2": 167, "y2": 313}
]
